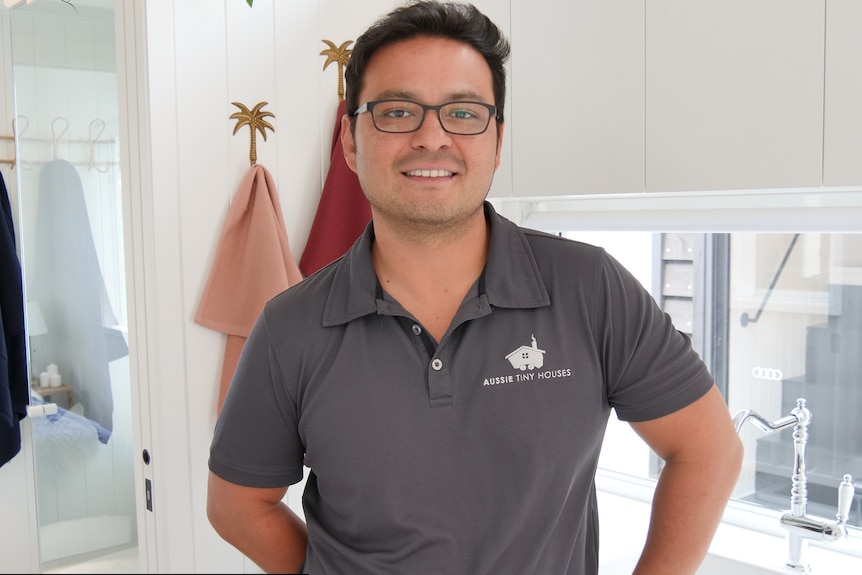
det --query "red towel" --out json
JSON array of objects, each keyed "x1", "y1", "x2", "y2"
[
  {"x1": 299, "y1": 99, "x2": 371, "y2": 276},
  {"x1": 195, "y1": 164, "x2": 303, "y2": 414}
]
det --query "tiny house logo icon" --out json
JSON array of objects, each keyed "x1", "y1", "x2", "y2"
[{"x1": 505, "y1": 334, "x2": 545, "y2": 371}]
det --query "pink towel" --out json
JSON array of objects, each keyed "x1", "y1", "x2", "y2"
[
  {"x1": 299, "y1": 99, "x2": 371, "y2": 276},
  {"x1": 195, "y1": 164, "x2": 303, "y2": 414}
]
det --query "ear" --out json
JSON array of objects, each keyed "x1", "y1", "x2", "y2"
[
  {"x1": 341, "y1": 113, "x2": 358, "y2": 174},
  {"x1": 494, "y1": 122, "x2": 505, "y2": 170}
]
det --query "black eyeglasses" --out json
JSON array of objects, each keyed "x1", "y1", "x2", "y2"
[{"x1": 353, "y1": 100, "x2": 498, "y2": 135}]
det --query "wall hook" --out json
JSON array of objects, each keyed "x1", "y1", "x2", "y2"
[
  {"x1": 88, "y1": 118, "x2": 109, "y2": 173},
  {"x1": 320, "y1": 39, "x2": 353, "y2": 101},
  {"x1": 51, "y1": 116, "x2": 69, "y2": 161},
  {"x1": 230, "y1": 101, "x2": 275, "y2": 166},
  {"x1": 11, "y1": 116, "x2": 30, "y2": 170}
]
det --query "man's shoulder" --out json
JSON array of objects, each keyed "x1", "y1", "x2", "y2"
[
  {"x1": 264, "y1": 261, "x2": 340, "y2": 328},
  {"x1": 518, "y1": 225, "x2": 606, "y2": 263}
]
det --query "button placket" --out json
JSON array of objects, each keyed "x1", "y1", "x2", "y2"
[{"x1": 428, "y1": 347, "x2": 452, "y2": 407}]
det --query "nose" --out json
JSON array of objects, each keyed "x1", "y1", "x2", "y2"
[{"x1": 410, "y1": 108, "x2": 452, "y2": 149}]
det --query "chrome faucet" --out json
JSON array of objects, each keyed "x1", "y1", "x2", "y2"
[{"x1": 733, "y1": 398, "x2": 855, "y2": 573}]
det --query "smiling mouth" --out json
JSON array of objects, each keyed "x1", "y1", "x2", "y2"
[{"x1": 404, "y1": 169, "x2": 454, "y2": 178}]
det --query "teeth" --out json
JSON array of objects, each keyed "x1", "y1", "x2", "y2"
[{"x1": 406, "y1": 169, "x2": 453, "y2": 177}]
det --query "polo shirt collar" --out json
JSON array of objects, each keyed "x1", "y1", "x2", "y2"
[{"x1": 322, "y1": 202, "x2": 550, "y2": 327}]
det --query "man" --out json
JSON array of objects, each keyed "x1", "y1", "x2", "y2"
[{"x1": 207, "y1": 2, "x2": 743, "y2": 573}]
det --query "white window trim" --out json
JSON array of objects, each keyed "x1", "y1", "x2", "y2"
[{"x1": 491, "y1": 186, "x2": 862, "y2": 232}]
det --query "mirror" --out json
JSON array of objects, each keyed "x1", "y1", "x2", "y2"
[{"x1": 6, "y1": 0, "x2": 140, "y2": 571}]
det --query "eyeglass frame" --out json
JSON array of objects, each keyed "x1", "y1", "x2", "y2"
[{"x1": 353, "y1": 99, "x2": 499, "y2": 135}]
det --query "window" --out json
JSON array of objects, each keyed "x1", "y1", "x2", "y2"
[
  {"x1": 493, "y1": 188, "x2": 862, "y2": 555},
  {"x1": 564, "y1": 229, "x2": 861, "y2": 531}
]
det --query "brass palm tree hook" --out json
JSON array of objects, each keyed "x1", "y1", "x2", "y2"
[
  {"x1": 320, "y1": 39, "x2": 353, "y2": 101},
  {"x1": 230, "y1": 101, "x2": 275, "y2": 166}
]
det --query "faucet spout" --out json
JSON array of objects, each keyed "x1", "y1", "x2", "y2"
[
  {"x1": 732, "y1": 408, "x2": 801, "y2": 435},
  {"x1": 732, "y1": 399, "x2": 854, "y2": 574}
]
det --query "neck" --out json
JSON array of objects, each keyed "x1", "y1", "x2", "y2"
[
  {"x1": 371, "y1": 207, "x2": 489, "y2": 340},
  {"x1": 372, "y1": 205, "x2": 488, "y2": 280}
]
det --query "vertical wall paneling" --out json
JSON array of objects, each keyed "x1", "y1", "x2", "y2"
[
  {"x1": 177, "y1": 0, "x2": 242, "y2": 571},
  {"x1": 141, "y1": 0, "x2": 196, "y2": 572},
  {"x1": 114, "y1": 1, "x2": 158, "y2": 571},
  {"x1": 273, "y1": 0, "x2": 321, "y2": 266},
  {"x1": 226, "y1": 0, "x2": 277, "y2": 172}
]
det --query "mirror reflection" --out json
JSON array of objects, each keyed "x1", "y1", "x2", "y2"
[{"x1": 8, "y1": 1, "x2": 139, "y2": 571}]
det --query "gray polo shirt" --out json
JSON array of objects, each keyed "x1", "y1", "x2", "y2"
[{"x1": 209, "y1": 202, "x2": 714, "y2": 575}]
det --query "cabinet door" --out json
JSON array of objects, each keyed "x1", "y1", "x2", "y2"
[
  {"x1": 509, "y1": 0, "x2": 644, "y2": 197},
  {"x1": 645, "y1": 0, "x2": 825, "y2": 192},
  {"x1": 824, "y1": 0, "x2": 862, "y2": 186}
]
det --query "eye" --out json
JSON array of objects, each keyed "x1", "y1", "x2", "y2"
[
  {"x1": 446, "y1": 106, "x2": 480, "y2": 120},
  {"x1": 376, "y1": 102, "x2": 418, "y2": 119}
]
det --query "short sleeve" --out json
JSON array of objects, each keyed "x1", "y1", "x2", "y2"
[{"x1": 208, "y1": 309, "x2": 305, "y2": 487}]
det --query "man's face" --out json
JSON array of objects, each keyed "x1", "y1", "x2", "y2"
[{"x1": 342, "y1": 36, "x2": 503, "y2": 231}]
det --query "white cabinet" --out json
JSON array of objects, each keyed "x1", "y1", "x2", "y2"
[
  {"x1": 506, "y1": 0, "x2": 644, "y2": 198},
  {"x1": 645, "y1": 1, "x2": 825, "y2": 192},
  {"x1": 823, "y1": 0, "x2": 862, "y2": 186}
]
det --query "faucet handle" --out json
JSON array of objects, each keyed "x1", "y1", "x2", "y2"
[{"x1": 837, "y1": 474, "x2": 854, "y2": 525}]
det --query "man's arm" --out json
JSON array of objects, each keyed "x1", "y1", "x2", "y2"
[
  {"x1": 207, "y1": 471, "x2": 308, "y2": 574},
  {"x1": 628, "y1": 385, "x2": 744, "y2": 575}
]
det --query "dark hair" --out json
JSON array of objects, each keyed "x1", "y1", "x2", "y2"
[{"x1": 345, "y1": 1, "x2": 510, "y2": 124}]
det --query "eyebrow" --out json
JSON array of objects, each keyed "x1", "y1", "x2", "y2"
[{"x1": 370, "y1": 89, "x2": 491, "y2": 103}]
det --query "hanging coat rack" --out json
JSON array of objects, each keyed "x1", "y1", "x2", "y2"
[
  {"x1": 1, "y1": 115, "x2": 116, "y2": 170},
  {"x1": 320, "y1": 39, "x2": 353, "y2": 101},
  {"x1": 230, "y1": 101, "x2": 275, "y2": 166}
]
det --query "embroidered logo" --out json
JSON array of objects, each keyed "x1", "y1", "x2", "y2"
[
  {"x1": 482, "y1": 334, "x2": 571, "y2": 387},
  {"x1": 505, "y1": 334, "x2": 545, "y2": 371}
]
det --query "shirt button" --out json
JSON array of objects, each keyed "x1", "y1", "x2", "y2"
[
  {"x1": 412, "y1": 324, "x2": 422, "y2": 336},
  {"x1": 431, "y1": 358, "x2": 443, "y2": 371}
]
